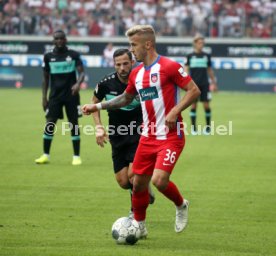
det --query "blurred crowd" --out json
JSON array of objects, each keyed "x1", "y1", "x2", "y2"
[{"x1": 1, "y1": 0, "x2": 276, "y2": 38}]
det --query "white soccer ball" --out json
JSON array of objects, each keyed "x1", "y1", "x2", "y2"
[{"x1": 111, "y1": 217, "x2": 141, "y2": 245}]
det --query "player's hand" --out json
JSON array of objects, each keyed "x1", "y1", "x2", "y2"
[
  {"x1": 210, "y1": 83, "x2": 218, "y2": 92},
  {"x1": 71, "y1": 83, "x2": 80, "y2": 95},
  {"x1": 42, "y1": 97, "x2": 48, "y2": 111},
  {"x1": 95, "y1": 126, "x2": 108, "y2": 147},
  {"x1": 165, "y1": 109, "x2": 178, "y2": 131},
  {"x1": 82, "y1": 104, "x2": 98, "y2": 115}
]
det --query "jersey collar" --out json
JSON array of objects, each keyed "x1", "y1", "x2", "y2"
[{"x1": 144, "y1": 55, "x2": 161, "y2": 71}]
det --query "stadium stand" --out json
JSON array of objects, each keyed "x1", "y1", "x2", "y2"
[{"x1": 0, "y1": 0, "x2": 276, "y2": 37}]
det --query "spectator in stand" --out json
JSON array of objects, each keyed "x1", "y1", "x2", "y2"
[
  {"x1": 88, "y1": 17, "x2": 101, "y2": 36},
  {"x1": 69, "y1": 24, "x2": 80, "y2": 36},
  {"x1": 103, "y1": 42, "x2": 115, "y2": 67},
  {"x1": 228, "y1": 22, "x2": 242, "y2": 38},
  {"x1": 99, "y1": 16, "x2": 115, "y2": 37},
  {"x1": 0, "y1": 0, "x2": 276, "y2": 38}
]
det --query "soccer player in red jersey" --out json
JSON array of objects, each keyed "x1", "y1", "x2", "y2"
[{"x1": 82, "y1": 25, "x2": 200, "y2": 237}]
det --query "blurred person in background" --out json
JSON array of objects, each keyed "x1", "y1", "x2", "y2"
[
  {"x1": 35, "y1": 30, "x2": 85, "y2": 165},
  {"x1": 185, "y1": 33, "x2": 217, "y2": 135},
  {"x1": 102, "y1": 42, "x2": 115, "y2": 67}
]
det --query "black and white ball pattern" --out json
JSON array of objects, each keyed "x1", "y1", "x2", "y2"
[{"x1": 111, "y1": 217, "x2": 141, "y2": 245}]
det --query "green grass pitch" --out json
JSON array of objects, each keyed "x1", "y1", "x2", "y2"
[{"x1": 0, "y1": 88, "x2": 275, "y2": 256}]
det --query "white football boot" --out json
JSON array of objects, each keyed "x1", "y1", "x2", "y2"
[
  {"x1": 175, "y1": 199, "x2": 189, "y2": 233},
  {"x1": 138, "y1": 221, "x2": 148, "y2": 239}
]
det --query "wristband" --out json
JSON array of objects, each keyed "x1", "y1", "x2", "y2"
[{"x1": 95, "y1": 103, "x2": 102, "y2": 110}]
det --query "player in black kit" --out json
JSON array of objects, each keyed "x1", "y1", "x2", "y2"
[
  {"x1": 35, "y1": 30, "x2": 85, "y2": 165},
  {"x1": 185, "y1": 34, "x2": 217, "y2": 135},
  {"x1": 92, "y1": 49, "x2": 155, "y2": 216}
]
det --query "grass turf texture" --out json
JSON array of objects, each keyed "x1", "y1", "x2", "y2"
[{"x1": 0, "y1": 88, "x2": 275, "y2": 256}]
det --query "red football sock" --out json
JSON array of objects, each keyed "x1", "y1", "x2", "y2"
[
  {"x1": 159, "y1": 181, "x2": 183, "y2": 207},
  {"x1": 132, "y1": 189, "x2": 149, "y2": 221}
]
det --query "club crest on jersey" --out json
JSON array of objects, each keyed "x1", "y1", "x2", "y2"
[
  {"x1": 151, "y1": 73, "x2": 158, "y2": 83},
  {"x1": 66, "y1": 56, "x2": 72, "y2": 62}
]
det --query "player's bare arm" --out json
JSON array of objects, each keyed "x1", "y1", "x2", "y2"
[
  {"x1": 207, "y1": 67, "x2": 218, "y2": 91},
  {"x1": 184, "y1": 65, "x2": 189, "y2": 74},
  {"x1": 165, "y1": 80, "x2": 201, "y2": 130},
  {"x1": 71, "y1": 65, "x2": 85, "y2": 95},
  {"x1": 42, "y1": 70, "x2": 49, "y2": 111},
  {"x1": 82, "y1": 91, "x2": 134, "y2": 115},
  {"x1": 91, "y1": 95, "x2": 108, "y2": 147}
]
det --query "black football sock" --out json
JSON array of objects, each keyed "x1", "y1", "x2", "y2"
[
  {"x1": 205, "y1": 108, "x2": 211, "y2": 127},
  {"x1": 43, "y1": 134, "x2": 53, "y2": 154},
  {"x1": 72, "y1": 136, "x2": 80, "y2": 156},
  {"x1": 71, "y1": 124, "x2": 80, "y2": 156},
  {"x1": 190, "y1": 109, "x2": 197, "y2": 131},
  {"x1": 205, "y1": 108, "x2": 211, "y2": 132},
  {"x1": 43, "y1": 121, "x2": 56, "y2": 154}
]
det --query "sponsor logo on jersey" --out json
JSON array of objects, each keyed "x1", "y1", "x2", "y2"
[
  {"x1": 139, "y1": 86, "x2": 158, "y2": 101},
  {"x1": 189, "y1": 57, "x2": 208, "y2": 68},
  {"x1": 151, "y1": 73, "x2": 158, "y2": 83},
  {"x1": 49, "y1": 60, "x2": 76, "y2": 74}
]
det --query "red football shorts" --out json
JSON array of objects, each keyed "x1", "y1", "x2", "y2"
[{"x1": 132, "y1": 135, "x2": 185, "y2": 176}]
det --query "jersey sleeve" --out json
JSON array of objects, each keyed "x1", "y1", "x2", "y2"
[
  {"x1": 207, "y1": 54, "x2": 212, "y2": 67},
  {"x1": 125, "y1": 71, "x2": 137, "y2": 95},
  {"x1": 94, "y1": 81, "x2": 108, "y2": 101},
  {"x1": 42, "y1": 54, "x2": 50, "y2": 72},
  {"x1": 168, "y1": 61, "x2": 192, "y2": 89},
  {"x1": 74, "y1": 51, "x2": 83, "y2": 67}
]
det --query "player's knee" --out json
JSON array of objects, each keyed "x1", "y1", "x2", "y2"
[
  {"x1": 132, "y1": 182, "x2": 141, "y2": 192},
  {"x1": 203, "y1": 102, "x2": 210, "y2": 109},
  {"x1": 116, "y1": 176, "x2": 129, "y2": 189},
  {"x1": 132, "y1": 178, "x2": 148, "y2": 192},
  {"x1": 152, "y1": 176, "x2": 169, "y2": 191},
  {"x1": 118, "y1": 180, "x2": 129, "y2": 189}
]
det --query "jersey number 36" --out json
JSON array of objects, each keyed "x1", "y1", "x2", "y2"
[{"x1": 164, "y1": 149, "x2": 176, "y2": 164}]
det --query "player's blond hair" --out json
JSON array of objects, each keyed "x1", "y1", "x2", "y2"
[
  {"x1": 125, "y1": 25, "x2": 155, "y2": 37},
  {"x1": 125, "y1": 25, "x2": 156, "y2": 45},
  {"x1": 193, "y1": 33, "x2": 204, "y2": 42}
]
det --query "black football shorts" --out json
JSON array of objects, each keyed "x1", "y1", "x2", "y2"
[
  {"x1": 197, "y1": 84, "x2": 212, "y2": 102},
  {"x1": 111, "y1": 138, "x2": 139, "y2": 173},
  {"x1": 46, "y1": 94, "x2": 82, "y2": 120}
]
